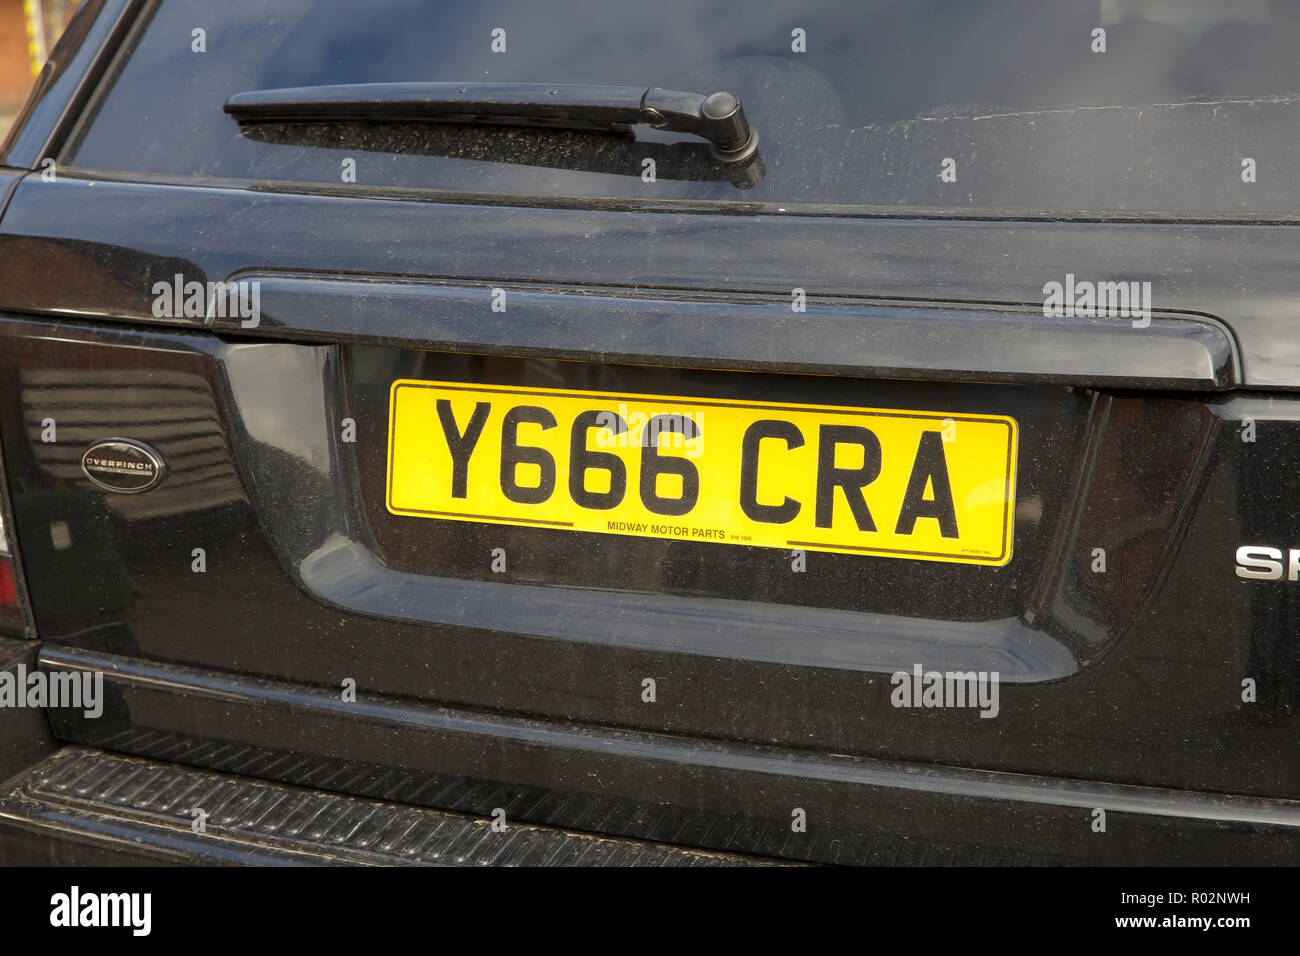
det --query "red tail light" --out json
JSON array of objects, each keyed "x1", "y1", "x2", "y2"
[
  {"x1": 0, "y1": 507, "x2": 26, "y2": 633},
  {"x1": 0, "y1": 561, "x2": 16, "y2": 606}
]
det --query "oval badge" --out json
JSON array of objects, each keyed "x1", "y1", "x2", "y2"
[{"x1": 81, "y1": 439, "x2": 166, "y2": 494}]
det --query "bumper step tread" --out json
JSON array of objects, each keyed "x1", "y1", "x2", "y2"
[{"x1": 0, "y1": 747, "x2": 787, "y2": 866}]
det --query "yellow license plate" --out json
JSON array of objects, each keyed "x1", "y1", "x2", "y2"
[{"x1": 386, "y1": 380, "x2": 1017, "y2": 565}]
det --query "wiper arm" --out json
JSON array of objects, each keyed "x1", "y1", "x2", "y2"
[{"x1": 223, "y1": 82, "x2": 758, "y2": 162}]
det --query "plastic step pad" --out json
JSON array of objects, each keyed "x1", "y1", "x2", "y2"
[{"x1": 0, "y1": 747, "x2": 788, "y2": 866}]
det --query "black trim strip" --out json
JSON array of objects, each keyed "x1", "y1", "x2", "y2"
[{"x1": 215, "y1": 274, "x2": 1240, "y2": 390}]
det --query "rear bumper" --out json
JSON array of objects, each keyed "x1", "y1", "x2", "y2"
[{"x1": 24, "y1": 644, "x2": 1300, "y2": 866}]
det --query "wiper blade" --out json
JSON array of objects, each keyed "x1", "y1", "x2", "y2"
[
  {"x1": 238, "y1": 121, "x2": 765, "y2": 190},
  {"x1": 223, "y1": 82, "x2": 758, "y2": 162}
]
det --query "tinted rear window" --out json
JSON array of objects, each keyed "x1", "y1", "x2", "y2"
[{"x1": 67, "y1": 0, "x2": 1300, "y2": 213}]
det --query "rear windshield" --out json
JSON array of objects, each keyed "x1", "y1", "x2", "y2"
[{"x1": 66, "y1": 0, "x2": 1300, "y2": 214}]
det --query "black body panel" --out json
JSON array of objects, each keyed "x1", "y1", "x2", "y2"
[
  {"x1": 0, "y1": 316, "x2": 1296, "y2": 816},
  {"x1": 0, "y1": 0, "x2": 1296, "y2": 867}
]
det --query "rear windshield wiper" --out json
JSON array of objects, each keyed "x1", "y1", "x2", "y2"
[{"x1": 223, "y1": 82, "x2": 758, "y2": 163}]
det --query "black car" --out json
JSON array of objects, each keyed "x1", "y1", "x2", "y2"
[{"x1": 0, "y1": 0, "x2": 1296, "y2": 868}]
